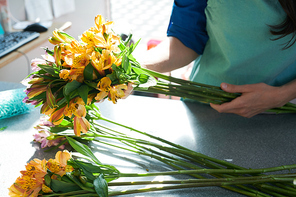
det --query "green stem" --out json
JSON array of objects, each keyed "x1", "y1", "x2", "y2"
[
  {"x1": 260, "y1": 184, "x2": 296, "y2": 196},
  {"x1": 108, "y1": 182, "x2": 261, "y2": 197},
  {"x1": 91, "y1": 133, "x2": 269, "y2": 196},
  {"x1": 108, "y1": 177, "x2": 294, "y2": 187},
  {"x1": 140, "y1": 67, "x2": 221, "y2": 89},
  {"x1": 136, "y1": 67, "x2": 296, "y2": 113},
  {"x1": 42, "y1": 190, "x2": 96, "y2": 196}
]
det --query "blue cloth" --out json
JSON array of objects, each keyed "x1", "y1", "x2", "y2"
[
  {"x1": 0, "y1": 23, "x2": 4, "y2": 35},
  {"x1": 0, "y1": 88, "x2": 34, "y2": 120},
  {"x1": 167, "y1": 0, "x2": 208, "y2": 55}
]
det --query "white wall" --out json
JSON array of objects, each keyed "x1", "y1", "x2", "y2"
[{"x1": 0, "y1": 0, "x2": 109, "y2": 83}]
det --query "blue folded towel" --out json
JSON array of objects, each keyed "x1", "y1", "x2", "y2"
[{"x1": 0, "y1": 88, "x2": 34, "y2": 120}]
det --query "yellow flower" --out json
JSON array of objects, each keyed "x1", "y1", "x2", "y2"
[
  {"x1": 9, "y1": 159, "x2": 47, "y2": 197},
  {"x1": 63, "y1": 98, "x2": 90, "y2": 136},
  {"x1": 81, "y1": 30, "x2": 96, "y2": 46},
  {"x1": 74, "y1": 116, "x2": 90, "y2": 136},
  {"x1": 41, "y1": 101, "x2": 56, "y2": 116},
  {"x1": 59, "y1": 69, "x2": 71, "y2": 81},
  {"x1": 9, "y1": 151, "x2": 73, "y2": 197},
  {"x1": 95, "y1": 77, "x2": 111, "y2": 102},
  {"x1": 64, "y1": 98, "x2": 87, "y2": 118},
  {"x1": 94, "y1": 15, "x2": 113, "y2": 34},
  {"x1": 49, "y1": 30, "x2": 75, "y2": 45},
  {"x1": 42, "y1": 184, "x2": 52, "y2": 193},
  {"x1": 87, "y1": 93, "x2": 97, "y2": 105},
  {"x1": 48, "y1": 106, "x2": 66, "y2": 125},
  {"x1": 55, "y1": 150, "x2": 71, "y2": 167},
  {"x1": 109, "y1": 84, "x2": 128, "y2": 104}
]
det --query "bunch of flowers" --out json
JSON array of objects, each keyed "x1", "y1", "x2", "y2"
[
  {"x1": 21, "y1": 105, "x2": 296, "y2": 197},
  {"x1": 10, "y1": 134, "x2": 296, "y2": 197},
  {"x1": 22, "y1": 15, "x2": 155, "y2": 136}
]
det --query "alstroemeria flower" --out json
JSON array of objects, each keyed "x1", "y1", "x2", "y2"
[
  {"x1": 31, "y1": 58, "x2": 46, "y2": 71},
  {"x1": 95, "y1": 77, "x2": 111, "y2": 102},
  {"x1": 48, "y1": 106, "x2": 66, "y2": 125},
  {"x1": 26, "y1": 84, "x2": 47, "y2": 99},
  {"x1": 9, "y1": 159, "x2": 47, "y2": 197},
  {"x1": 73, "y1": 116, "x2": 90, "y2": 136},
  {"x1": 94, "y1": 15, "x2": 113, "y2": 35},
  {"x1": 109, "y1": 84, "x2": 128, "y2": 104},
  {"x1": 9, "y1": 151, "x2": 72, "y2": 197},
  {"x1": 59, "y1": 69, "x2": 71, "y2": 81},
  {"x1": 47, "y1": 150, "x2": 73, "y2": 177},
  {"x1": 33, "y1": 130, "x2": 65, "y2": 149}
]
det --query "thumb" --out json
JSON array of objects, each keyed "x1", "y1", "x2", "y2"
[{"x1": 220, "y1": 83, "x2": 250, "y2": 94}]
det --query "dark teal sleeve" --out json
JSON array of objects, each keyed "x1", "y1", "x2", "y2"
[{"x1": 167, "y1": 0, "x2": 208, "y2": 55}]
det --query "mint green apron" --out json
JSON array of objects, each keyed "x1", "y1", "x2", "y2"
[{"x1": 190, "y1": 0, "x2": 296, "y2": 87}]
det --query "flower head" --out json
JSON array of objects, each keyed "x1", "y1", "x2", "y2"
[{"x1": 9, "y1": 151, "x2": 73, "y2": 196}]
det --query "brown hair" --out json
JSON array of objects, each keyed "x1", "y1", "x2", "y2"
[{"x1": 270, "y1": 0, "x2": 296, "y2": 49}]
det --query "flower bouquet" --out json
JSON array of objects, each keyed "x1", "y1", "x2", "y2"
[
  {"x1": 9, "y1": 137, "x2": 296, "y2": 197},
  {"x1": 16, "y1": 14, "x2": 296, "y2": 196}
]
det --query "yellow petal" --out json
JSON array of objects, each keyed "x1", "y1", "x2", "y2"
[
  {"x1": 55, "y1": 150, "x2": 71, "y2": 167},
  {"x1": 73, "y1": 116, "x2": 81, "y2": 136},
  {"x1": 95, "y1": 91, "x2": 108, "y2": 101}
]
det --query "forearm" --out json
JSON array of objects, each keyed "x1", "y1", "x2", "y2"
[
  {"x1": 138, "y1": 37, "x2": 199, "y2": 73},
  {"x1": 279, "y1": 79, "x2": 296, "y2": 104}
]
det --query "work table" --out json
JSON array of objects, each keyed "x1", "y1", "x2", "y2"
[{"x1": 0, "y1": 81, "x2": 295, "y2": 196}]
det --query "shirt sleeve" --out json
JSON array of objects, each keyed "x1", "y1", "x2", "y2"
[{"x1": 167, "y1": 0, "x2": 208, "y2": 55}]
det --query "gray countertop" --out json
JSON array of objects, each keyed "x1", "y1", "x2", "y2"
[{"x1": 0, "y1": 81, "x2": 295, "y2": 196}]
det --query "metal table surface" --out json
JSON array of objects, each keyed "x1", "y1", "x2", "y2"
[{"x1": 0, "y1": 82, "x2": 295, "y2": 197}]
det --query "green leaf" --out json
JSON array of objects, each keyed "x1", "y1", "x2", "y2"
[
  {"x1": 123, "y1": 33, "x2": 133, "y2": 46},
  {"x1": 94, "y1": 47, "x2": 103, "y2": 54},
  {"x1": 66, "y1": 137, "x2": 102, "y2": 165},
  {"x1": 118, "y1": 42, "x2": 126, "y2": 51},
  {"x1": 77, "y1": 84, "x2": 91, "y2": 105},
  {"x1": 94, "y1": 174, "x2": 108, "y2": 197},
  {"x1": 38, "y1": 65, "x2": 59, "y2": 77},
  {"x1": 50, "y1": 126, "x2": 69, "y2": 133},
  {"x1": 0, "y1": 126, "x2": 7, "y2": 131},
  {"x1": 43, "y1": 47, "x2": 54, "y2": 56},
  {"x1": 44, "y1": 174, "x2": 51, "y2": 186},
  {"x1": 128, "y1": 39, "x2": 140, "y2": 55},
  {"x1": 51, "y1": 179, "x2": 81, "y2": 193},
  {"x1": 71, "y1": 160, "x2": 98, "y2": 181},
  {"x1": 122, "y1": 54, "x2": 131, "y2": 74},
  {"x1": 84, "y1": 63, "x2": 94, "y2": 81},
  {"x1": 84, "y1": 80, "x2": 98, "y2": 89},
  {"x1": 64, "y1": 80, "x2": 82, "y2": 96}
]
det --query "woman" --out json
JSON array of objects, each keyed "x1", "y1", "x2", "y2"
[{"x1": 139, "y1": 0, "x2": 296, "y2": 118}]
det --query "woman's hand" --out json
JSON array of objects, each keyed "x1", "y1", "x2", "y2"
[{"x1": 210, "y1": 82, "x2": 288, "y2": 118}]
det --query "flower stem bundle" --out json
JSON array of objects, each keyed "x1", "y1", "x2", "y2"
[
  {"x1": 26, "y1": 105, "x2": 296, "y2": 196},
  {"x1": 133, "y1": 68, "x2": 296, "y2": 114}
]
